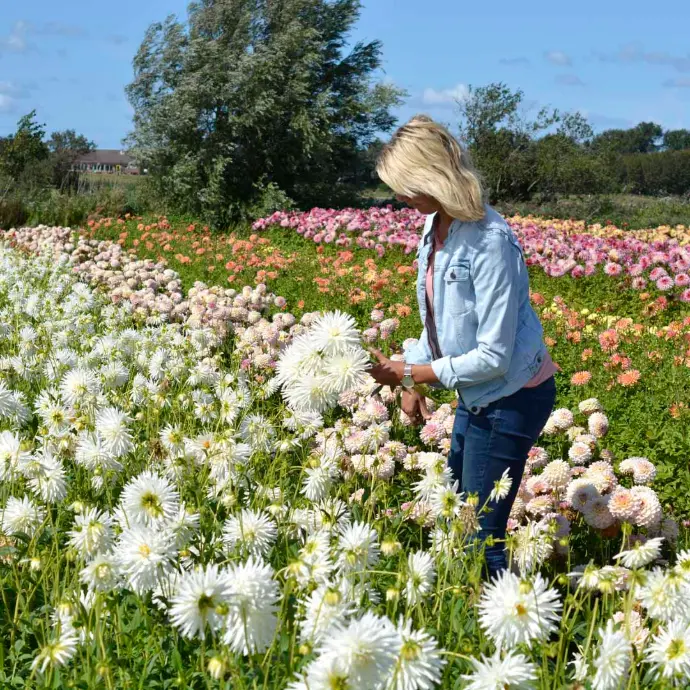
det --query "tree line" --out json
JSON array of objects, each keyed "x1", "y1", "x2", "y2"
[
  {"x1": 457, "y1": 83, "x2": 690, "y2": 203},
  {"x1": 2, "y1": 0, "x2": 690, "y2": 230}
]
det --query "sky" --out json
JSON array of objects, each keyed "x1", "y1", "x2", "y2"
[{"x1": 1, "y1": 0, "x2": 689, "y2": 148}]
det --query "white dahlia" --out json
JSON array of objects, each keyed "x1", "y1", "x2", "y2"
[
  {"x1": 587, "y1": 412, "x2": 609, "y2": 438},
  {"x1": 630, "y1": 486, "x2": 662, "y2": 528},
  {"x1": 591, "y1": 620, "x2": 632, "y2": 690},
  {"x1": 541, "y1": 460, "x2": 571, "y2": 490},
  {"x1": 619, "y1": 457, "x2": 657, "y2": 485},
  {"x1": 461, "y1": 649, "x2": 537, "y2": 690},
  {"x1": 565, "y1": 479, "x2": 600, "y2": 512},
  {"x1": 478, "y1": 571, "x2": 562, "y2": 649},
  {"x1": 120, "y1": 470, "x2": 180, "y2": 527},
  {"x1": 222, "y1": 508, "x2": 278, "y2": 558},
  {"x1": 169, "y1": 563, "x2": 231, "y2": 639},
  {"x1": 568, "y1": 441, "x2": 593, "y2": 465},
  {"x1": 614, "y1": 537, "x2": 663, "y2": 569},
  {"x1": 583, "y1": 495, "x2": 615, "y2": 530},
  {"x1": 404, "y1": 551, "x2": 436, "y2": 606},
  {"x1": 578, "y1": 397, "x2": 602, "y2": 415}
]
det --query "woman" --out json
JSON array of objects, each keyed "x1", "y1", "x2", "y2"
[{"x1": 368, "y1": 116, "x2": 557, "y2": 578}]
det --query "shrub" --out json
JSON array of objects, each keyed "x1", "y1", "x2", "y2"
[
  {"x1": 0, "y1": 197, "x2": 29, "y2": 229},
  {"x1": 619, "y1": 150, "x2": 690, "y2": 196}
]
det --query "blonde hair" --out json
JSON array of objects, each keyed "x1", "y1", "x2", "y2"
[{"x1": 376, "y1": 115, "x2": 485, "y2": 222}]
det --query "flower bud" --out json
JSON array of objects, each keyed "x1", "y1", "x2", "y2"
[{"x1": 207, "y1": 656, "x2": 226, "y2": 681}]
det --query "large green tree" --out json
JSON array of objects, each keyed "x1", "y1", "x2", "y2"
[
  {"x1": 457, "y1": 83, "x2": 560, "y2": 201},
  {"x1": 591, "y1": 121, "x2": 663, "y2": 155},
  {"x1": 0, "y1": 111, "x2": 49, "y2": 183},
  {"x1": 663, "y1": 129, "x2": 690, "y2": 152},
  {"x1": 125, "y1": 0, "x2": 404, "y2": 225},
  {"x1": 47, "y1": 130, "x2": 95, "y2": 189}
]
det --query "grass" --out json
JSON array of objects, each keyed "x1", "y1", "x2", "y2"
[
  {"x1": 495, "y1": 193, "x2": 690, "y2": 229},
  {"x1": 358, "y1": 188, "x2": 690, "y2": 230},
  {"x1": 82, "y1": 173, "x2": 144, "y2": 188}
]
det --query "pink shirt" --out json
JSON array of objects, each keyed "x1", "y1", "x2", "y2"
[{"x1": 425, "y1": 224, "x2": 557, "y2": 388}]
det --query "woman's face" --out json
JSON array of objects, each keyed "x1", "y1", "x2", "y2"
[{"x1": 396, "y1": 194, "x2": 440, "y2": 215}]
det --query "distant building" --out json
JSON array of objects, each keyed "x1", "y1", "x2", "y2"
[{"x1": 73, "y1": 150, "x2": 140, "y2": 174}]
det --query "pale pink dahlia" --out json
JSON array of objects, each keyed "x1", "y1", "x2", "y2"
[{"x1": 608, "y1": 488, "x2": 642, "y2": 522}]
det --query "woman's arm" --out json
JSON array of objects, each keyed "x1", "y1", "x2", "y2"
[
  {"x1": 430, "y1": 230, "x2": 520, "y2": 390},
  {"x1": 368, "y1": 352, "x2": 439, "y2": 387}
]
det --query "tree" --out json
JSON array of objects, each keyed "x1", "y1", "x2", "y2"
[
  {"x1": 125, "y1": 0, "x2": 404, "y2": 226},
  {"x1": 47, "y1": 130, "x2": 95, "y2": 189},
  {"x1": 457, "y1": 83, "x2": 559, "y2": 200},
  {"x1": 0, "y1": 111, "x2": 49, "y2": 182},
  {"x1": 663, "y1": 129, "x2": 690, "y2": 152},
  {"x1": 557, "y1": 112, "x2": 594, "y2": 145},
  {"x1": 591, "y1": 121, "x2": 663, "y2": 155}
]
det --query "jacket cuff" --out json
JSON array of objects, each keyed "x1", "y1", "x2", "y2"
[
  {"x1": 403, "y1": 339, "x2": 431, "y2": 366},
  {"x1": 431, "y1": 356, "x2": 457, "y2": 390}
]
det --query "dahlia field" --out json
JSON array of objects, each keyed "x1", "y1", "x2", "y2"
[{"x1": 1, "y1": 210, "x2": 690, "y2": 689}]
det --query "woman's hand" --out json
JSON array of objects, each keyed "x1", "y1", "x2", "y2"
[
  {"x1": 368, "y1": 348, "x2": 404, "y2": 388},
  {"x1": 402, "y1": 389, "x2": 431, "y2": 426}
]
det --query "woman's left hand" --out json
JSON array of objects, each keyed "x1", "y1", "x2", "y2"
[{"x1": 368, "y1": 348, "x2": 404, "y2": 387}]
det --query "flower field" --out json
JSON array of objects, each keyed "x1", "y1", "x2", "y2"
[{"x1": 1, "y1": 209, "x2": 690, "y2": 688}]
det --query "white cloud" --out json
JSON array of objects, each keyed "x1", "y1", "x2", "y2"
[
  {"x1": 0, "y1": 81, "x2": 30, "y2": 99},
  {"x1": 0, "y1": 94, "x2": 17, "y2": 113},
  {"x1": 596, "y1": 43, "x2": 690, "y2": 73},
  {"x1": 0, "y1": 21, "x2": 29, "y2": 53},
  {"x1": 422, "y1": 84, "x2": 469, "y2": 106},
  {"x1": 0, "y1": 20, "x2": 89, "y2": 54},
  {"x1": 545, "y1": 50, "x2": 572, "y2": 66}
]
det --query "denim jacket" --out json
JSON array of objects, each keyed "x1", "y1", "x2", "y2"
[{"x1": 404, "y1": 206, "x2": 548, "y2": 413}]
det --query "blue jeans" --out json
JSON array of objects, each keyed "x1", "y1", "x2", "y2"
[{"x1": 448, "y1": 376, "x2": 556, "y2": 578}]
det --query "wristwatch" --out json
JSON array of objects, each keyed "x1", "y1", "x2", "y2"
[{"x1": 401, "y1": 363, "x2": 415, "y2": 390}]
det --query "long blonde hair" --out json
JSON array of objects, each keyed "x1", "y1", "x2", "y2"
[{"x1": 376, "y1": 115, "x2": 485, "y2": 222}]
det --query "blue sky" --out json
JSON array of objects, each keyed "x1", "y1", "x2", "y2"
[{"x1": 1, "y1": 0, "x2": 689, "y2": 147}]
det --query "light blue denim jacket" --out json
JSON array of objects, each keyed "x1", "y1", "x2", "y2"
[{"x1": 404, "y1": 206, "x2": 548, "y2": 413}]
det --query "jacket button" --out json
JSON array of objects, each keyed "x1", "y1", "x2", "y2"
[{"x1": 451, "y1": 272, "x2": 456, "y2": 279}]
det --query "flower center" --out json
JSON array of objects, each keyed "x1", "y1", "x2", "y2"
[
  {"x1": 141, "y1": 492, "x2": 163, "y2": 518},
  {"x1": 515, "y1": 603, "x2": 528, "y2": 616},
  {"x1": 668, "y1": 639, "x2": 686, "y2": 660},
  {"x1": 401, "y1": 639, "x2": 421, "y2": 661},
  {"x1": 198, "y1": 594, "x2": 215, "y2": 612}
]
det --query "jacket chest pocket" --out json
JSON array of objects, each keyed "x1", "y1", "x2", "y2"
[{"x1": 443, "y1": 261, "x2": 474, "y2": 316}]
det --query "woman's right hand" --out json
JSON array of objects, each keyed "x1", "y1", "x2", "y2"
[{"x1": 402, "y1": 389, "x2": 431, "y2": 426}]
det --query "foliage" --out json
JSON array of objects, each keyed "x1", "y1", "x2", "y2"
[
  {"x1": 454, "y1": 84, "x2": 690, "y2": 203},
  {"x1": 591, "y1": 121, "x2": 664, "y2": 155},
  {"x1": 0, "y1": 110, "x2": 48, "y2": 183},
  {"x1": 496, "y1": 194, "x2": 690, "y2": 230},
  {"x1": 457, "y1": 83, "x2": 560, "y2": 201},
  {"x1": 663, "y1": 128, "x2": 690, "y2": 152},
  {"x1": 618, "y1": 150, "x2": 690, "y2": 196},
  {"x1": 0, "y1": 111, "x2": 104, "y2": 227},
  {"x1": 47, "y1": 129, "x2": 96, "y2": 190},
  {"x1": 0, "y1": 198, "x2": 29, "y2": 229},
  {"x1": 125, "y1": 0, "x2": 404, "y2": 226}
]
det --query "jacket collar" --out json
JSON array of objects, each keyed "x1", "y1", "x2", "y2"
[{"x1": 421, "y1": 212, "x2": 459, "y2": 246}]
